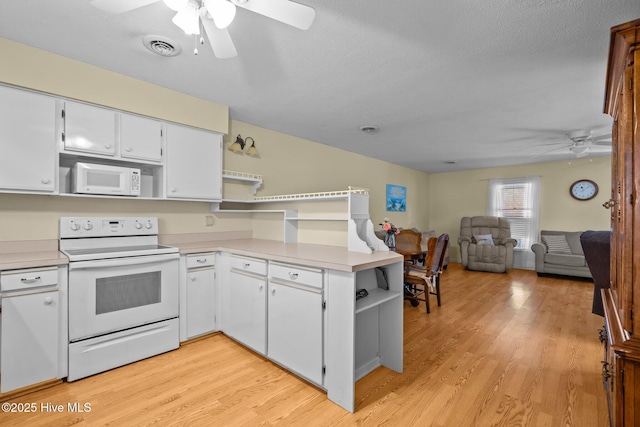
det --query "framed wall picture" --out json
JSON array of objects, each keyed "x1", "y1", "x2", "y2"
[{"x1": 386, "y1": 184, "x2": 406, "y2": 212}]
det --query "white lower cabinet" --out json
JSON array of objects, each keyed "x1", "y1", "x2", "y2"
[
  {"x1": 224, "y1": 256, "x2": 267, "y2": 354},
  {"x1": 1, "y1": 286, "x2": 59, "y2": 393},
  {"x1": 185, "y1": 253, "x2": 216, "y2": 339},
  {"x1": 268, "y1": 276, "x2": 323, "y2": 385},
  {"x1": 217, "y1": 252, "x2": 403, "y2": 413}
]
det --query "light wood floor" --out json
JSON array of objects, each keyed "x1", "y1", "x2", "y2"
[{"x1": 1, "y1": 263, "x2": 608, "y2": 426}]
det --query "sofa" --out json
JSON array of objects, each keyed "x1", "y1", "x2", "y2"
[{"x1": 531, "y1": 230, "x2": 592, "y2": 279}]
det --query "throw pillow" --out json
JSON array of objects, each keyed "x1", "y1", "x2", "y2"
[
  {"x1": 474, "y1": 234, "x2": 495, "y2": 246},
  {"x1": 541, "y1": 234, "x2": 572, "y2": 254}
]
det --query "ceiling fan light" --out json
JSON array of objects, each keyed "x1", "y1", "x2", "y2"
[
  {"x1": 570, "y1": 145, "x2": 590, "y2": 157},
  {"x1": 204, "y1": 0, "x2": 236, "y2": 29},
  {"x1": 172, "y1": 4, "x2": 200, "y2": 35},
  {"x1": 163, "y1": 0, "x2": 189, "y2": 12}
]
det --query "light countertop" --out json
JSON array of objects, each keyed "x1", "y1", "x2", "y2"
[
  {"x1": 170, "y1": 238, "x2": 403, "y2": 273},
  {"x1": 0, "y1": 240, "x2": 67, "y2": 271},
  {"x1": 0, "y1": 237, "x2": 402, "y2": 273}
]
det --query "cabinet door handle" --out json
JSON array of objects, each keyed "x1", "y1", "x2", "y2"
[
  {"x1": 44, "y1": 297, "x2": 53, "y2": 305},
  {"x1": 258, "y1": 284, "x2": 264, "y2": 291},
  {"x1": 170, "y1": 188, "x2": 177, "y2": 193},
  {"x1": 190, "y1": 276, "x2": 196, "y2": 282},
  {"x1": 243, "y1": 263, "x2": 251, "y2": 269},
  {"x1": 601, "y1": 361, "x2": 612, "y2": 379},
  {"x1": 197, "y1": 258, "x2": 207, "y2": 263},
  {"x1": 41, "y1": 178, "x2": 51, "y2": 184},
  {"x1": 21, "y1": 276, "x2": 41, "y2": 283},
  {"x1": 288, "y1": 272, "x2": 299, "y2": 280},
  {"x1": 125, "y1": 147, "x2": 132, "y2": 152},
  {"x1": 105, "y1": 144, "x2": 112, "y2": 149},
  {"x1": 272, "y1": 288, "x2": 276, "y2": 295},
  {"x1": 598, "y1": 327, "x2": 607, "y2": 343}
]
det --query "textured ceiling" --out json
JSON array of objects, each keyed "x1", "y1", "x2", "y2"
[{"x1": 0, "y1": 0, "x2": 638, "y2": 173}]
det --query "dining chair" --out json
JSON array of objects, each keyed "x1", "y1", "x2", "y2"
[{"x1": 404, "y1": 233, "x2": 450, "y2": 313}]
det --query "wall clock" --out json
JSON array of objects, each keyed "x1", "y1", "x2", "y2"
[{"x1": 570, "y1": 179, "x2": 598, "y2": 201}]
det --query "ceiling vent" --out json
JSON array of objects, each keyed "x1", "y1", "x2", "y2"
[{"x1": 142, "y1": 35, "x2": 181, "y2": 57}]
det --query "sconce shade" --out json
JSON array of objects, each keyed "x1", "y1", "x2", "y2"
[
  {"x1": 228, "y1": 134, "x2": 259, "y2": 156},
  {"x1": 229, "y1": 134, "x2": 246, "y2": 153},
  {"x1": 246, "y1": 138, "x2": 259, "y2": 156}
]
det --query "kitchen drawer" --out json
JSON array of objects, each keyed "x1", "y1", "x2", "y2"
[
  {"x1": 269, "y1": 262, "x2": 323, "y2": 289},
  {"x1": 230, "y1": 255, "x2": 267, "y2": 276},
  {"x1": 1, "y1": 267, "x2": 58, "y2": 292},
  {"x1": 186, "y1": 252, "x2": 215, "y2": 269}
]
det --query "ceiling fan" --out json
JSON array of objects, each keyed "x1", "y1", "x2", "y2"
[
  {"x1": 564, "y1": 129, "x2": 612, "y2": 158},
  {"x1": 90, "y1": 0, "x2": 315, "y2": 59}
]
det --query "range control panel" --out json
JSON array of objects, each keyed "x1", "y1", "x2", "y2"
[{"x1": 60, "y1": 217, "x2": 158, "y2": 238}]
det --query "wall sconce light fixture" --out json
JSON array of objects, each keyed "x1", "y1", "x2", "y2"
[{"x1": 229, "y1": 134, "x2": 259, "y2": 157}]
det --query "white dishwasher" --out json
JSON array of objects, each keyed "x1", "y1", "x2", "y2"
[
  {"x1": 268, "y1": 262, "x2": 324, "y2": 386},
  {"x1": 0, "y1": 267, "x2": 60, "y2": 393}
]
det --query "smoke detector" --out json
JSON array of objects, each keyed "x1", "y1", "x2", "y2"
[
  {"x1": 142, "y1": 35, "x2": 181, "y2": 57},
  {"x1": 359, "y1": 125, "x2": 379, "y2": 133}
]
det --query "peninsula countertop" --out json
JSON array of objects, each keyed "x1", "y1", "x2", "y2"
[{"x1": 165, "y1": 238, "x2": 403, "y2": 273}]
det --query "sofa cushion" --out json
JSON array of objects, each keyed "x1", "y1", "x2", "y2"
[
  {"x1": 541, "y1": 230, "x2": 584, "y2": 255},
  {"x1": 544, "y1": 253, "x2": 586, "y2": 267},
  {"x1": 542, "y1": 234, "x2": 572, "y2": 254}
]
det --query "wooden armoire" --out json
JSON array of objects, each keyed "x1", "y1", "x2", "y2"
[{"x1": 602, "y1": 17, "x2": 640, "y2": 427}]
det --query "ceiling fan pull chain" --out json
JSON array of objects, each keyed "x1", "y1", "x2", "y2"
[{"x1": 194, "y1": 34, "x2": 199, "y2": 55}]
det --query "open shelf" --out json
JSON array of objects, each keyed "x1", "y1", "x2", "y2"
[
  {"x1": 355, "y1": 288, "x2": 401, "y2": 314},
  {"x1": 222, "y1": 170, "x2": 262, "y2": 195},
  {"x1": 252, "y1": 187, "x2": 367, "y2": 203}
]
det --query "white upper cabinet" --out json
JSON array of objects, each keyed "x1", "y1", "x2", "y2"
[
  {"x1": 120, "y1": 113, "x2": 163, "y2": 162},
  {"x1": 63, "y1": 101, "x2": 116, "y2": 156},
  {"x1": 165, "y1": 123, "x2": 222, "y2": 201},
  {"x1": 0, "y1": 85, "x2": 56, "y2": 193}
]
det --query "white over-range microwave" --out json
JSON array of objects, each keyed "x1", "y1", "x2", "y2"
[{"x1": 72, "y1": 162, "x2": 141, "y2": 196}]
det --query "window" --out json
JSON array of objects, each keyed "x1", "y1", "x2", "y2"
[{"x1": 487, "y1": 176, "x2": 540, "y2": 269}]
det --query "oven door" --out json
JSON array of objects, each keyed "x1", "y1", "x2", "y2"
[{"x1": 68, "y1": 253, "x2": 179, "y2": 342}]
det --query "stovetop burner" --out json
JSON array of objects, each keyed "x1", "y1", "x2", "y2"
[
  {"x1": 59, "y1": 217, "x2": 178, "y2": 261},
  {"x1": 62, "y1": 244, "x2": 178, "y2": 262}
]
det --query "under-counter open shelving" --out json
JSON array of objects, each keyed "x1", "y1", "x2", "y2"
[{"x1": 354, "y1": 287, "x2": 402, "y2": 314}]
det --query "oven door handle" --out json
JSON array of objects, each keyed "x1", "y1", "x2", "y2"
[{"x1": 68, "y1": 253, "x2": 179, "y2": 270}]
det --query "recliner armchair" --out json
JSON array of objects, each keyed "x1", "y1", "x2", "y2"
[{"x1": 458, "y1": 216, "x2": 517, "y2": 273}]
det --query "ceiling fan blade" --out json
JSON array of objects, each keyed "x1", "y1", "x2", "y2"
[
  {"x1": 592, "y1": 134, "x2": 612, "y2": 145},
  {"x1": 202, "y1": 19, "x2": 238, "y2": 59},
  {"x1": 91, "y1": 0, "x2": 160, "y2": 14},
  {"x1": 233, "y1": 0, "x2": 315, "y2": 30}
]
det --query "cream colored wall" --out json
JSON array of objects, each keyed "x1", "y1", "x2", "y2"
[
  {"x1": 428, "y1": 156, "x2": 612, "y2": 260},
  {"x1": 0, "y1": 39, "x2": 430, "y2": 245},
  {"x1": 222, "y1": 121, "x2": 431, "y2": 244},
  {"x1": 0, "y1": 38, "x2": 228, "y2": 133}
]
